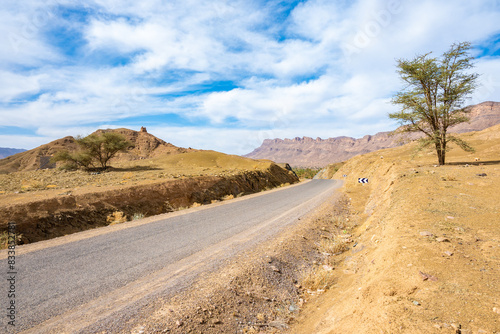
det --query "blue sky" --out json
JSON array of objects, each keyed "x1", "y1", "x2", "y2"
[{"x1": 1, "y1": 0, "x2": 500, "y2": 154}]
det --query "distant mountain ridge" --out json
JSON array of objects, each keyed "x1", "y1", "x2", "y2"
[
  {"x1": 0, "y1": 148, "x2": 26, "y2": 159},
  {"x1": 245, "y1": 101, "x2": 500, "y2": 167},
  {"x1": 0, "y1": 127, "x2": 194, "y2": 174}
]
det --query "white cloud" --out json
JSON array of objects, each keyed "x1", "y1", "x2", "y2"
[{"x1": 0, "y1": 0, "x2": 499, "y2": 155}]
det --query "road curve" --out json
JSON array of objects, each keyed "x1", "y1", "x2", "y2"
[{"x1": 1, "y1": 179, "x2": 341, "y2": 333}]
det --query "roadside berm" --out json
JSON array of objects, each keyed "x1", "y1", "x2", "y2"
[{"x1": 0, "y1": 159, "x2": 298, "y2": 245}]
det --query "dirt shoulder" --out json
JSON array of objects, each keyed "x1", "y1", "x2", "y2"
[
  {"x1": 293, "y1": 126, "x2": 500, "y2": 333},
  {"x1": 110, "y1": 186, "x2": 354, "y2": 334}
]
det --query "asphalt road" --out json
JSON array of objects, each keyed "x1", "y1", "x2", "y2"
[{"x1": 1, "y1": 179, "x2": 341, "y2": 333}]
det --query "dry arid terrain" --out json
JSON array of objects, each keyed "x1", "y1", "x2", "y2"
[
  {"x1": 1, "y1": 124, "x2": 499, "y2": 333},
  {"x1": 0, "y1": 144, "x2": 298, "y2": 246},
  {"x1": 120, "y1": 124, "x2": 499, "y2": 334},
  {"x1": 294, "y1": 123, "x2": 500, "y2": 333}
]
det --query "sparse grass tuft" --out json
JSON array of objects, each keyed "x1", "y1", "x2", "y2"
[
  {"x1": 301, "y1": 266, "x2": 337, "y2": 291},
  {"x1": 132, "y1": 213, "x2": 144, "y2": 220},
  {"x1": 316, "y1": 237, "x2": 350, "y2": 255}
]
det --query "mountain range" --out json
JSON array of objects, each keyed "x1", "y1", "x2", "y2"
[
  {"x1": 244, "y1": 101, "x2": 500, "y2": 167},
  {"x1": 0, "y1": 148, "x2": 26, "y2": 159}
]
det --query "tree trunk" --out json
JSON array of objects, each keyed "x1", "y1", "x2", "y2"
[{"x1": 436, "y1": 140, "x2": 446, "y2": 165}]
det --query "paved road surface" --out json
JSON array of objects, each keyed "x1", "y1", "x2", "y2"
[{"x1": 1, "y1": 179, "x2": 341, "y2": 333}]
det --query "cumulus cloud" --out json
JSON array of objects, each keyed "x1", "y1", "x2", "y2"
[{"x1": 0, "y1": 0, "x2": 499, "y2": 154}]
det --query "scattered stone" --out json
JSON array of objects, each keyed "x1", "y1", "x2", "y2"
[
  {"x1": 476, "y1": 173, "x2": 487, "y2": 177},
  {"x1": 419, "y1": 271, "x2": 438, "y2": 281},
  {"x1": 444, "y1": 251, "x2": 454, "y2": 256},
  {"x1": 436, "y1": 237, "x2": 451, "y2": 242},
  {"x1": 175, "y1": 320, "x2": 183, "y2": 327},
  {"x1": 413, "y1": 300, "x2": 420, "y2": 306},
  {"x1": 322, "y1": 265, "x2": 334, "y2": 271},
  {"x1": 493, "y1": 307, "x2": 500, "y2": 314},
  {"x1": 270, "y1": 265, "x2": 280, "y2": 273},
  {"x1": 211, "y1": 318, "x2": 222, "y2": 325},
  {"x1": 446, "y1": 216, "x2": 455, "y2": 220},
  {"x1": 420, "y1": 231, "x2": 433, "y2": 237}
]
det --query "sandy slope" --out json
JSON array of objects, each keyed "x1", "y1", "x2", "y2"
[{"x1": 294, "y1": 124, "x2": 500, "y2": 333}]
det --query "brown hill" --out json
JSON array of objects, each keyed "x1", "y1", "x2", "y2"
[
  {"x1": 244, "y1": 101, "x2": 500, "y2": 167},
  {"x1": 0, "y1": 127, "x2": 192, "y2": 174}
]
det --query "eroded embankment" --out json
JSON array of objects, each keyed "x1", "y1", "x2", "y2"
[
  {"x1": 0, "y1": 164, "x2": 298, "y2": 245},
  {"x1": 294, "y1": 140, "x2": 500, "y2": 333}
]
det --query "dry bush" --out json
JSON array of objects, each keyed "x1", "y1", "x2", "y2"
[
  {"x1": 107, "y1": 211, "x2": 127, "y2": 225},
  {"x1": 222, "y1": 194, "x2": 234, "y2": 201},
  {"x1": 191, "y1": 202, "x2": 202, "y2": 208},
  {"x1": 301, "y1": 266, "x2": 336, "y2": 291},
  {"x1": 316, "y1": 238, "x2": 350, "y2": 255}
]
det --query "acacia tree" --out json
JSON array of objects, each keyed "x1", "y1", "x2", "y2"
[
  {"x1": 390, "y1": 42, "x2": 479, "y2": 165},
  {"x1": 53, "y1": 132, "x2": 131, "y2": 170}
]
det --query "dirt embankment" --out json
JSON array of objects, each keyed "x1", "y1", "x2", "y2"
[
  {"x1": 294, "y1": 125, "x2": 500, "y2": 333},
  {"x1": 0, "y1": 164, "x2": 298, "y2": 245}
]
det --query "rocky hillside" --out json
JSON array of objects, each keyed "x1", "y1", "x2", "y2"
[
  {"x1": 0, "y1": 127, "x2": 193, "y2": 174},
  {"x1": 245, "y1": 101, "x2": 500, "y2": 167},
  {"x1": 0, "y1": 147, "x2": 26, "y2": 159}
]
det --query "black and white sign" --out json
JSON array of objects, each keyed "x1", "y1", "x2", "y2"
[{"x1": 358, "y1": 178, "x2": 369, "y2": 183}]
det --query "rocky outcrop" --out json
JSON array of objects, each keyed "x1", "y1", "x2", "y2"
[{"x1": 245, "y1": 101, "x2": 500, "y2": 167}]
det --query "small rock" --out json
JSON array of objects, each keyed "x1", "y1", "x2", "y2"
[
  {"x1": 476, "y1": 173, "x2": 487, "y2": 177},
  {"x1": 212, "y1": 318, "x2": 222, "y2": 325},
  {"x1": 175, "y1": 320, "x2": 183, "y2": 327},
  {"x1": 322, "y1": 265, "x2": 334, "y2": 271},
  {"x1": 493, "y1": 307, "x2": 500, "y2": 314},
  {"x1": 446, "y1": 216, "x2": 455, "y2": 220},
  {"x1": 436, "y1": 237, "x2": 451, "y2": 242},
  {"x1": 270, "y1": 265, "x2": 281, "y2": 273},
  {"x1": 444, "y1": 251, "x2": 454, "y2": 256},
  {"x1": 413, "y1": 300, "x2": 420, "y2": 306},
  {"x1": 420, "y1": 231, "x2": 433, "y2": 236},
  {"x1": 433, "y1": 324, "x2": 442, "y2": 329},
  {"x1": 419, "y1": 271, "x2": 438, "y2": 281}
]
